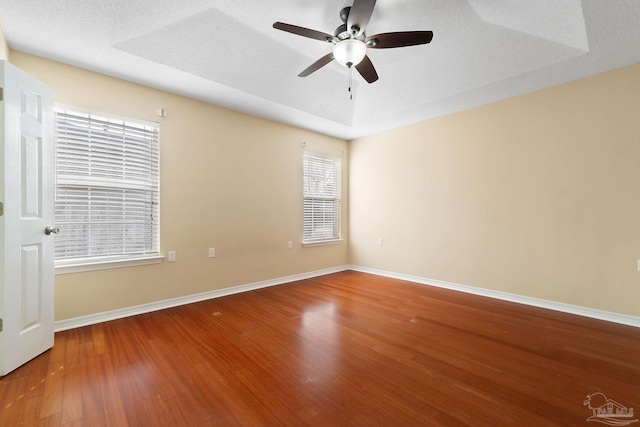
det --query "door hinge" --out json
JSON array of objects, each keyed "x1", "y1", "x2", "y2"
[
  {"x1": 0, "y1": 86, "x2": 3, "y2": 101},
  {"x1": 0, "y1": 318, "x2": 3, "y2": 332},
  {"x1": 0, "y1": 202, "x2": 3, "y2": 216}
]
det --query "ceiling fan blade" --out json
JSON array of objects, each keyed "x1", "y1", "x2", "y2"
[
  {"x1": 355, "y1": 55, "x2": 379, "y2": 83},
  {"x1": 347, "y1": 0, "x2": 377, "y2": 36},
  {"x1": 366, "y1": 31, "x2": 434, "y2": 49},
  {"x1": 298, "y1": 53, "x2": 335, "y2": 77},
  {"x1": 273, "y1": 22, "x2": 336, "y2": 42}
]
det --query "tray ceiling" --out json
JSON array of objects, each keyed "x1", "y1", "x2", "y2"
[{"x1": 1, "y1": 0, "x2": 640, "y2": 139}]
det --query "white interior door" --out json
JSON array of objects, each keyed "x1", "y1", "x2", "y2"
[{"x1": 0, "y1": 60, "x2": 55, "y2": 376}]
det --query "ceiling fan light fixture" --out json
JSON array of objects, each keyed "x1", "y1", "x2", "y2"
[
  {"x1": 273, "y1": 0, "x2": 433, "y2": 83},
  {"x1": 333, "y1": 39, "x2": 367, "y2": 68}
]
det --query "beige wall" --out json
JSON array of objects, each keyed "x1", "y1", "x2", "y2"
[
  {"x1": 0, "y1": 25, "x2": 9, "y2": 61},
  {"x1": 350, "y1": 64, "x2": 640, "y2": 317},
  {"x1": 11, "y1": 51, "x2": 348, "y2": 321},
  {"x1": 10, "y1": 49, "x2": 640, "y2": 321}
]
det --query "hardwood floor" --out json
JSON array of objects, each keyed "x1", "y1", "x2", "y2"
[{"x1": 1, "y1": 271, "x2": 639, "y2": 426}]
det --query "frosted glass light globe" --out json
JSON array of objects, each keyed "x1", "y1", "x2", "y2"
[{"x1": 333, "y1": 39, "x2": 367, "y2": 68}]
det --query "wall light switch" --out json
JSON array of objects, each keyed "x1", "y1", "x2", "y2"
[
  {"x1": 209, "y1": 248, "x2": 215, "y2": 258},
  {"x1": 168, "y1": 251, "x2": 176, "y2": 262},
  {"x1": 378, "y1": 238, "x2": 384, "y2": 246},
  {"x1": 288, "y1": 241, "x2": 293, "y2": 250}
]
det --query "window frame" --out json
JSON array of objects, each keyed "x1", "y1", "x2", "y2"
[
  {"x1": 302, "y1": 152, "x2": 342, "y2": 246},
  {"x1": 53, "y1": 105, "x2": 162, "y2": 274}
]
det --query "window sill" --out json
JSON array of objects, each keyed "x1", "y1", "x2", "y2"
[
  {"x1": 55, "y1": 255, "x2": 164, "y2": 275},
  {"x1": 302, "y1": 239, "x2": 343, "y2": 247}
]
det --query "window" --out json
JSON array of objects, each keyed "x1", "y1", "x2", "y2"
[
  {"x1": 303, "y1": 152, "x2": 341, "y2": 244},
  {"x1": 54, "y1": 107, "x2": 160, "y2": 271}
]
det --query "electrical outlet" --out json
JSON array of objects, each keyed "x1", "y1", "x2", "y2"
[
  {"x1": 288, "y1": 241, "x2": 293, "y2": 250},
  {"x1": 378, "y1": 237, "x2": 384, "y2": 246},
  {"x1": 209, "y1": 248, "x2": 215, "y2": 258},
  {"x1": 168, "y1": 251, "x2": 176, "y2": 262}
]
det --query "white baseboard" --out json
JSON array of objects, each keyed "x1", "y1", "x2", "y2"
[
  {"x1": 54, "y1": 265, "x2": 350, "y2": 332},
  {"x1": 55, "y1": 264, "x2": 640, "y2": 332},
  {"x1": 349, "y1": 265, "x2": 640, "y2": 328}
]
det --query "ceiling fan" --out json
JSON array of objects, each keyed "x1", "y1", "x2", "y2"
[{"x1": 273, "y1": 0, "x2": 433, "y2": 84}]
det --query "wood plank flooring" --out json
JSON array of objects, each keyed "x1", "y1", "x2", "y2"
[{"x1": 1, "y1": 271, "x2": 639, "y2": 426}]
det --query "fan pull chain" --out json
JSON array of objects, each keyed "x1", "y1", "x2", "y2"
[{"x1": 349, "y1": 67, "x2": 353, "y2": 100}]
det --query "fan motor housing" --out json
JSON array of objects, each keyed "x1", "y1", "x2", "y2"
[
  {"x1": 335, "y1": 7, "x2": 366, "y2": 41},
  {"x1": 339, "y1": 7, "x2": 351, "y2": 23},
  {"x1": 334, "y1": 24, "x2": 349, "y2": 39}
]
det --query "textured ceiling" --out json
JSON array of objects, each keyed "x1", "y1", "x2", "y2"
[{"x1": 1, "y1": 0, "x2": 640, "y2": 139}]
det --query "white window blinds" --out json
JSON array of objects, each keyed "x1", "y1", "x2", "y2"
[
  {"x1": 54, "y1": 108, "x2": 160, "y2": 264},
  {"x1": 303, "y1": 153, "x2": 341, "y2": 243}
]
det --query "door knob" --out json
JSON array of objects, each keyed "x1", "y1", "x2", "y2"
[{"x1": 45, "y1": 226, "x2": 60, "y2": 235}]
